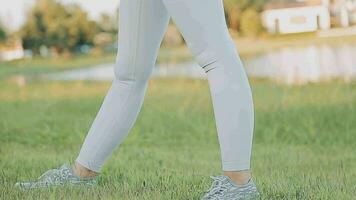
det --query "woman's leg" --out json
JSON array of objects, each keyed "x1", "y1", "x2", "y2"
[
  {"x1": 161, "y1": 0, "x2": 255, "y2": 184},
  {"x1": 75, "y1": 0, "x2": 170, "y2": 173}
]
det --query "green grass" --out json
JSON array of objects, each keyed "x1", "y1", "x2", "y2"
[
  {"x1": 0, "y1": 46, "x2": 193, "y2": 79},
  {"x1": 0, "y1": 47, "x2": 192, "y2": 79},
  {"x1": 0, "y1": 53, "x2": 116, "y2": 79},
  {"x1": 0, "y1": 78, "x2": 355, "y2": 199}
]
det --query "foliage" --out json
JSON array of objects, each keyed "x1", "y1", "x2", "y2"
[
  {"x1": 240, "y1": 8, "x2": 264, "y2": 37},
  {"x1": 0, "y1": 23, "x2": 6, "y2": 42},
  {"x1": 93, "y1": 13, "x2": 118, "y2": 48},
  {"x1": 97, "y1": 13, "x2": 118, "y2": 34},
  {"x1": 223, "y1": 0, "x2": 265, "y2": 34},
  {"x1": 20, "y1": 0, "x2": 97, "y2": 54},
  {"x1": 223, "y1": 0, "x2": 294, "y2": 34}
]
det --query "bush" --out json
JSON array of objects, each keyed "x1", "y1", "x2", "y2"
[
  {"x1": 0, "y1": 24, "x2": 6, "y2": 42},
  {"x1": 240, "y1": 8, "x2": 263, "y2": 37}
]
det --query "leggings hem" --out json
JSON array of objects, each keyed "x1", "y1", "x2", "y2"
[
  {"x1": 75, "y1": 157, "x2": 102, "y2": 174},
  {"x1": 222, "y1": 162, "x2": 250, "y2": 171}
]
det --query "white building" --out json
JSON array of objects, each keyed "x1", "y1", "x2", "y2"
[
  {"x1": 262, "y1": 0, "x2": 331, "y2": 34},
  {"x1": 0, "y1": 39, "x2": 24, "y2": 61},
  {"x1": 330, "y1": 0, "x2": 356, "y2": 27}
]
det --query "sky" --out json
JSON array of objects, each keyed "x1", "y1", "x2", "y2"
[{"x1": 0, "y1": 0, "x2": 121, "y2": 31}]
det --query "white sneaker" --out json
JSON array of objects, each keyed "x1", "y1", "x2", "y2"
[
  {"x1": 201, "y1": 175, "x2": 260, "y2": 200},
  {"x1": 15, "y1": 164, "x2": 98, "y2": 189}
]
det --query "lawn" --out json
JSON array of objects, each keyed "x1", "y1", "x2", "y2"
[
  {"x1": 0, "y1": 47, "x2": 192, "y2": 79},
  {"x1": 0, "y1": 46, "x2": 192, "y2": 80},
  {"x1": 0, "y1": 77, "x2": 355, "y2": 199},
  {"x1": 0, "y1": 54, "x2": 116, "y2": 79}
]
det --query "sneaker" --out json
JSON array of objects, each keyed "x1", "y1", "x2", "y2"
[
  {"x1": 15, "y1": 164, "x2": 98, "y2": 189},
  {"x1": 201, "y1": 175, "x2": 260, "y2": 200}
]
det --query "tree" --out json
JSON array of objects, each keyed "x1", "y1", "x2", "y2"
[
  {"x1": 224, "y1": 0, "x2": 248, "y2": 31},
  {"x1": 98, "y1": 13, "x2": 118, "y2": 34},
  {"x1": 223, "y1": 0, "x2": 265, "y2": 32},
  {"x1": 0, "y1": 23, "x2": 7, "y2": 42},
  {"x1": 240, "y1": 8, "x2": 263, "y2": 37},
  {"x1": 20, "y1": 0, "x2": 97, "y2": 54}
]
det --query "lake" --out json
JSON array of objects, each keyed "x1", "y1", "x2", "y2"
[{"x1": 47, "y1": 44, "x2": 356, "y2": 85}]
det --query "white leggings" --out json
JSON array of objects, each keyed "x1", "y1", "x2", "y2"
[{"x1": 76, "y1": 0, "x2": 255, "y2": 173}]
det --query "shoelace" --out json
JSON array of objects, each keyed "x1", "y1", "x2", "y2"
[{"x1": 204, "y1": 176, "x2": 230, "y2": 198}]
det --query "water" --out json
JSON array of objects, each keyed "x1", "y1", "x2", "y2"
[
  {"x1": 244, "y1": 44, "x2": 356, "y2": 84},
  {"x1": 46, "y1": 62, "x2": 205, "y2": 81},
  {"x1": 47, "y1": 44, "x2": 356, "y2": 85}
]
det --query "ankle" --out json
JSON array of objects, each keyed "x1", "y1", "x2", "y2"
[
  {"x1": 72, "y1": 162, "x2": 99, "y2": 178},
  {"x1": 223, "y1": 170, "x2": 251, "y2": 186}
]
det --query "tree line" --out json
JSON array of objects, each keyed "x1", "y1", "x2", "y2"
[
  {"x1": 1, "y1": 0, "x2": 291, "y2": 55},
  {"x1": 19, "y1": 0, "x2": 117, "y2": 55}
]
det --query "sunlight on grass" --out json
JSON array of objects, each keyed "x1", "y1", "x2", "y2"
[{"x1": 0, "y1": 79, "x2": 355, "y2": 199}]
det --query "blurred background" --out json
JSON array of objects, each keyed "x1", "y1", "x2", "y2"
[
  {"x1": 0, "y1": 0, "x2": 355, "y2": 199},
  {"x1": 0, "y1": 0, "x2": 355, "y2": 83}
]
